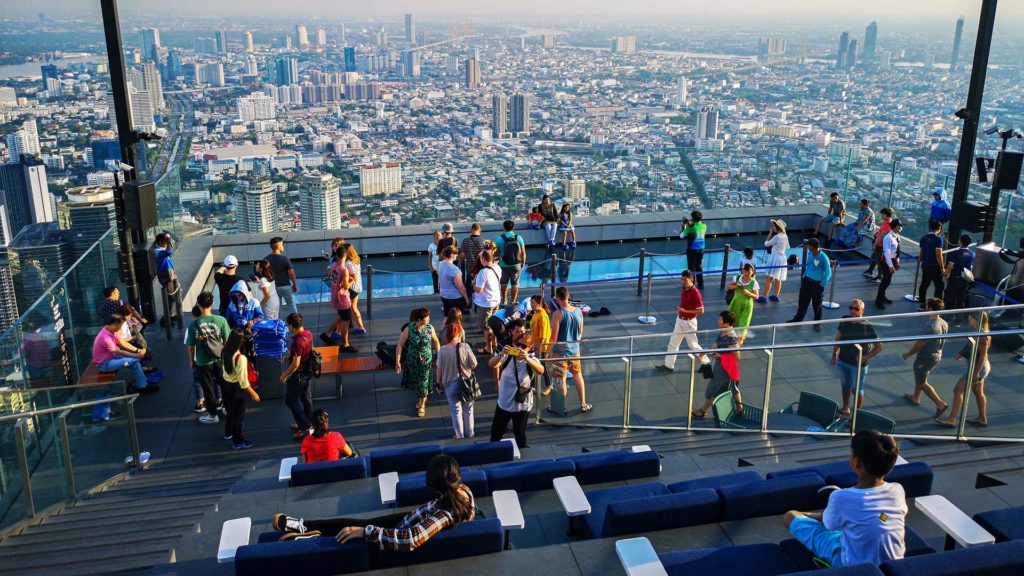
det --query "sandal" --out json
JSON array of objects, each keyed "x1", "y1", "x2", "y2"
[
  {"x1": 933, "y1": 404, "x2": 949, "y2": 419},
  {"x1": 967, "y1": 418, "x2": 988, "y2": 427},
  {"x1": 691, "y1": 408, "x2": 707, "y2": 419},
  {"x1": 417, "y1": 406, "x2": 426, "y2": 417},
  {"x1": 546, "y1": 406, "x2": 567, "y2": 416},
  {"x1": 837, "y1": 409, "x2": 852, "y2": 417},
  {"x1": 902, "y1": 394, "x2": 921, "y2": 406},
  {"x1": 934, "y1": 418, "x2": 956, "y2": 427},
  {"x1": 580, "y1": 403, "x2": 593, "y2": 413}
]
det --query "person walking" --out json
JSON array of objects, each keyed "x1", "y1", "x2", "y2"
[
  {"x1": 322, "y1": 246, "x2": 357, "y2": 353},
  {"x1": 691, "y1": 311, "x2": 743, "y2": 419},
  {"x1": 265, "y1": 237, "x2": 299, "y2": 317},
  {"x1": 558, "y1": 203, "x2": 577, "y2": 249},
  {"x1": 943, "y1": 234, "x2": 975, "y2": 316},
  {"x1": 427, "y1": 231, "x2": 442, "y2": 294},
  {"x1": 221, "y1": 328, "x2": 261, "y2": 450},
  {"x1": 863, "y1": 208, "x2": 893, "y2": 281},
  {"x1": 875, "y1": 219, "x2": 903, "y2": 310},
  {"x1": 495, "y1": 219, "x2": 526, "y2": 306},
  {"x1": 489, "y1": 330, "x2": 543, "y2": 448},
  {"x1": 437, "y1": 323, "x2": 478, "y2": 439},
  {"x1": 902, "y1": 298, "x2": 949, "y2": 418},
  {"x1": 92, "y1": 313, "x2": 156, "y2": 394},
  {"x1": 936, "y1": 311, "x2": 992, "y2": 427},
  {"x1": 831, "y1": 300, "x2": 883, "y2": 416},
  {"x1": 280, "y1": 312, "x2": 315, "y2": 439},
  {"x1": 214, "y1": 256, "x2": 241, "y2": 317},
  {"x1": 728, "y1": 263, "x2": 760, "y2": 344},
  {"x1": 788, "y1": 238, "x2": 831, "y2": 330},
  {"x1": 396, "y1": 307, "x2": 441, "y2": 418},
  {"x1": 460, "y1": 223, "x2": 487, "y2": 288},
  {"x1": 759, "y1": 219, "x2": 790, "y2": 303},
  {"x1": 917, "y1": 219, "x2": 946, "y2": 308},
  {"x1": 438, "y1": 246, "x2": 469, "y2": 317},
  {"x1": 185, "y1": 292, "x2": 230, "y2": 424},
  {"x1": 681, "y1": 211, "x2": 707, "y2": 290},
  {"x1": 472, "y1": 251, "x2": 502, "y2": 355},
  {"x1": 549, "y1": 286, "x2": 591, "y2": 413},
  {"x1": 254, "y1": 259, "x2": 281, "y2": 321},
  {"x1": 539, "y1": 194, "x2": 559, "y2": 248},
  {"x1": 343, "y1": 244, "x2": 366, "y2": 334},
  {"x1": 659, "y1": 270, "x2": 708, "y2": 372}
]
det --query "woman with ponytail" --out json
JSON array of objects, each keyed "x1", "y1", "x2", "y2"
[
  {"x1": 272, "y1": 454, "x2": 475, "y2": 549},
  {"x1": 221, "y1": 328, "x2": 260, "y2": 449},
  {"x1": 300, "y1": 409, "x2": 354, "y2": 463}
]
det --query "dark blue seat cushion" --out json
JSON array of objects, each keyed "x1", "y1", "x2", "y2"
[
  {"x1": 483, "y1": 459, "x2": 576, "y2": 493},
  {"x1": 580, "y1": 481, "x2": 669, "y2": 539},
  {"x1": 289, "y1": 457, "x2": 368, "y2": 487},
  {"x1": 604, "y1": 488, "x2": 720, "y2": 537},
  {"x1": 236, "y1": 536, "x2": 371, "y2": 576},
  {"x1": 375, "y1": 517, "x2": 504, "y2": 568},
  {"x1": 825, "y1": 463, "x2": 933, "y2": 498},
  {"x1": 668, "y1": 471, "x2": 763, "y2": 493},
  {"x1": 369, "y1": 444, "x2": 442, "y2": 476},
  {"x1": 779, "y1": 528, "x2": 933, "y2": 572},
  {"x1": 659, "y1": 543, "x2": 799, "y2": 576},
  {"x1": 779, "y1": 565, "x2": 884, "y2": 576},
  {"x1": 881, "y1": 539, "x2": 1024, "y2": 576},
  {"x1": 767, "y1": 461, "x2": 851, "y2": 482},
  {"x1": 718, "y1": 473, "x2": 824, "y2": 521},
  {"x1": 974, "y1": 505, "x2": 1024, "y2": 542},
  {"x1": 557, "y1": 450, "x2": 661, "y2": 484},
  {"x1": 396, "y1": 469, "x2": 488, "y2": 506},
  {"x1": 442, "y1": 441, "x2": 514, "y2": 466}
]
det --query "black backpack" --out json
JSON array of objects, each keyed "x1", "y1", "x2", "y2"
[
  {"x1": 306, "y1": 347, "x2": 323, "y2": 377},
  {"x1": 375, "y1": 341, "x2": 398, "y2": 368},
  {"x1": 501, "y1": 233, "x2": 523, "y2": 266}
]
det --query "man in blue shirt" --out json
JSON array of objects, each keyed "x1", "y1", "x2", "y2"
[
  {"x1": 929, "y1": 189, "x2": 951, "y2": 224},
  {"x1": 943, "y1": 234, "x2": 975, "y2": 311},
  {"x1": 916, "y1": 219, "x2": 946, "y2": 309},
  {"x1": 788, "y1": 238, "x2": 831, "y2": 331},
  {"x1": 155, "y1": 232, "x2": 182, "y2": 323}
]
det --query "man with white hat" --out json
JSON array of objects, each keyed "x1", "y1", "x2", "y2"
[{"x1": 214, "y1": 255, "x2": 241, "y2": 317}]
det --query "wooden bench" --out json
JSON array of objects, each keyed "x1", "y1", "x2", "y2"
[
  {"x1": 313, "y1": 347, "x2": 389, "y2": 401},
  {"x1": 616, "y1": 537, "x2": 669, "y2": 576},
  {"x1": 915, "y1": 494, "x2": 995, "y2": 551},
  {"x1": 218, "y1": 517, "x2": 252, "y2": 563},
  {"x1": 79, "y1": 363, "x2": 118, "y2": 385}
]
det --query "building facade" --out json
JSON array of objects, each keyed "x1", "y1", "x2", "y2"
[
  {"x1": 359, "y1": 164, "x2": 402, "y2": 197},
  {"x1": 301, "y1": 173, "x2": 342, "y2": 230}
]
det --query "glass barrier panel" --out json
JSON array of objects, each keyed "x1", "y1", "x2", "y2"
[
  {"x1": 690, "y1": 349, "x2": 770, "y2": 433},
  {"x1": 764, "y1": 342, "x2": 843, "y2": 434},
  {"x1": 0, "y1": 418, "x2": 29, "y2": 530},
  {"x1": 19, "y1": 413, "x2": 69, "y2": 517},
  {"x1": 63, "y1": 399, "x2": 134, "y2": 496},
  {"x1": 955, "y1": 331, "x2": 1024, "y2": 440},
  {"x1": 537, "y1": 355, "x2": 626, "y2": 429},
  {"x1": 627, "y1": 352, "x2": 695, "y2": 429}
]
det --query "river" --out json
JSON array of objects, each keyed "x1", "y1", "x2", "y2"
[{"x1": 0, "y1": 54, "x2": 106, "y2": 80}]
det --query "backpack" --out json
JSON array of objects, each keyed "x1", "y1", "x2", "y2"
[
  {"x1": 375, "y1": 341, "x2": 398, "y2": 368},
  {"x1": 305, "y1": 347, "x2": 323, "y2": 378},
  {"x1": 501, "y1": 233, "x2": 523, "y2": 266},
  {"x1": 197, "y1": 321, "x2": 224, "y2": 360}
]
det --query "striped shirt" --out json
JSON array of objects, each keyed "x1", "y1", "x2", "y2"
[{"x1": 364, "y1": 484, "x2": 475, "y2": 551}]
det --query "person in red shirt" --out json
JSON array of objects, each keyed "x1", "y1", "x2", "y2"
[
  {"x1": 280, "y1": 312, "x2": 315, "y2": 439},
  {"x1": 301, "y1": 409, "x2": 355, "y2": 463},
  {"x1": 659, "y1": 270, "x2": 710, "y2": 371}
]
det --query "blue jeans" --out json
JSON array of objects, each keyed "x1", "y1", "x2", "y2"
[
  {"x1": 285, "y1": 373, "x2": 313, "y2": 430},
  {"x1": 789, "y1": 516, "x2": 843, "y2": 567},
  {"x1": 544, "y1": 222, "x2": 558, "y2": 243},
  {"x1": 837, "y1": 359, "x2": 868, "y2": 395},
  {"x1": 98, "y1": 357, "x2": 148, "y2": 390},
  {"x1": 276, "y1": 285, "x2": 298, "y2": 317}
]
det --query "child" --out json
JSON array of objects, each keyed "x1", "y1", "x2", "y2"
[
  {"x1": 527, "y1": 206, "x2": 544, "y2": 230},
  {"x1": 188, "y1": 305, "x2": 222, "y2": 414},
  {"x1": 558, "y1": 204, "x2": 576, "y2": 249},
  {"x1": 783, "y1": 430, "x2": 907, "y2": 568},
  {"x1": 739, "y1": 246, "x2": 756, "y2": 272}
]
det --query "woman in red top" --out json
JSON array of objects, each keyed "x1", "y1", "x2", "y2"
[{"x1": 301, "y1": 409, "x2": 354, "y2": 463}]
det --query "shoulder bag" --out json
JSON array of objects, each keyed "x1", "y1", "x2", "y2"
[{"x1": 456, "y1": 343, "x2": 482, "y2": 403}]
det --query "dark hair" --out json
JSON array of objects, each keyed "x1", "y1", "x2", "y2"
[
  {"x1": 850, "y1": 430, "x2": 898, "y2": 478},
  {"x1": 530, "y1": 294, "x2": 544, "y2": 306},
  {"x1": 446, "y1": 307, "x2": 463, "y2": 327},
  {"x1": 691, "y1": 210, "x2": 702, "y2": 222},
  {"x1": 471, "y1": 222, "x2": 481, "y2": 232},
  {"x1": 741, "y1": 263, "x2": 755, "y2": 274},
  {"x1": 259, "y1": 259, "x2": 275, "y2": 282},
  {"x1": 411, "y1": 307, "x2": 430, "y2": 322},
  {"x1": 926, "y1": 297, "x2": 945, "y2": 312},
  {"x1": 270, "y1": 236, "x2": 284, "y2": 248},
  {"x1": 506, "y1": 318, "x2": 525, "y2": 333},
  {"x1": 681, "y1": 269, "x2": 694, "y2": 280},
  {"x1": 426, "y1": 454, "x2": 472, "y2": 524},
  {"x1": 191, "y1": 305, "x2": 201, "y2": 318},
  {"x1": 928, "y1": 218, "x2": 942, "y2": 231},
  {"x1": 118, "y1": 303, "x2": 134, "y2": 317},
  {"x1": 223, "y1": 328, "x2": 246, "y2": 372},
  {"x1": 155, "y1": 232, "x2": 170, "y2": 247},
  {"x1": 311, "y1": 409, "x2": 330, "y2": 438},
  {"x1": 860, "y1": 198, "x2": 869, "y2": 205},
  {"x1": 106, "y1": 312, "x2": 125, "y2": 327},
  {"x1": 441, "y1": 246, "x2": 457, "y2": 259},
  {"x1": 503, "y1": 219, "x2": 515, "y2": 231},
  {"x1": 103, "y1": 286, "x2": 118, "y2": 298},
  {"x1": 959, "y1": 234, "x2": 972, "y2": 247},
  {"x1": 719, "y1": 310, "x2": 736, "y2": 326},
  {"x1": 830, "y1": 191, "x2": 839, "y2": 197},
  {"x1": 542, "y1": 194, "x2": 550, "y2": 201},
  {"x1": 554, "y1": 286, "x2": 570, "y2": 301},
  {"x1": 286, "y1": 312, "x2": 304, "y2": 329},
  {"x1": 743, "y1": 246, "x2": 754, "y2": 258},
  {"x1": 197, "y1": 291, "x2": 214, "y2": 309},
  {"x1": 560, "y1": 203, "x2": 571, "y2": 214},
  {"x1": 787, "y1": 254, "x2": 799, "y2": 265},
  {"x1": 880, "y1": 207, "x2": 893, "y2": 216}
]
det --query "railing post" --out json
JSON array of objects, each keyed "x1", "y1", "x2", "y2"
[
  {"x1": 126, "y1": 399, "x2": 142, "y2": 467},
  {"x1": 549, "y1": 253, "x2": 557, "y2": 285},
  {"x1": 686, "y1": 354, "x2": 697, "y2": 430},
  {"x1": 637, "y1": 248, "x2": 646, "y2": 297},
  {"x1": 365, "y1": 265, "x2": 374, "y2": 319},
  {"x1": 904, "y1": 258, "x2": 922, "y2": 303},
  {"x1": 720, "y1": 244, "x2": 731, "y2": 290},
  {"x1": 800, "y1": 242, "x2": 809, "y2": 279},
  {"x1": 639, "y1": 273, "x2": 656, "y2": 324},
  {"x1": 58, "y1": 411, "x2": 76, "y2": 501},
  {"x1": 850, "y1": 344, "x2": 864, "y2": 435},
  {"x1": 956, "y1": 337, "x2": 979, "y2": 441},
  {"x1": 622, "y1": 356, "x2": 632, "y2": 429},
  {"x1": 760, "y1": 350, "x2": 774, "y2": 432},
  {"x1": 822, "y1": 260, "x2": 840, "y2": 309},
  {"x1": 14, "y1": 420, "x2": 35, "y2": 518},
  {"x1": 162, "y1": 283, "x2": 173, "y2": 340}
]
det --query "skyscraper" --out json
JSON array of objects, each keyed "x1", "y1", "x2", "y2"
[
  {"x1": 951, "y1": 16, "x2": 964, "y2": 69},
  {"x1": 316, "y1": 29, "x2": 327, "y2": 47},
  {"x1": 405, "y1": 13, "x2": 416, "y2": 45},
  {"x1": 610, "y1": 36, "x2": 636, "y2": 53},
  {"x1": 244, "y1": 30, "x2": 254, "y2": 52},
  {"x1": 166, "y1": 49, "x2": 183, "y2": 80},
  {"x1": 141, "y1": 60, "x2": 164, "y2": 111},
  {"x1": 565, "y1": 179, "x2": 586, "y2": 200},
  {"x1": 5, "y1": 222, "x2": 74, "y2": 313},
  {"x1": 863, "y1": 21, "x2": 878, "y2": 67},
  {"x1": 359, "y1": 164, "x2": 402, "y2": 196},
  {"x1": 0, "y1": 155, "x2": 54, "y2": 242},
  {"x1": 6, "y1": 118, "x2": 40, "y2": 161},
  {"x1": 696, "y1": 106, "x2": 719, "y2": 140},
  {"x1": 65, "y1": 185, "x2": 116, "y2": 258},
  {"x1": 402, "y1": 51, "x2": 420, "y2": 77},
  {"x1": 465, "y1": 58, "x2": 480, "y2": 88},
  {"x1": 492, "y1": 94, "x2": 508, "y2": 137},
  {"x1": 194, "y1": 63, "x2": 225, "y2": 87},
  {"x1": 275, "y1": 56, "x2": 299, "y2": 85},
  {"x1": 237, "y1": 92, "x2": 276, "y2": 121},
  {"x1": 90, "y1": 139, "x2": 121, "y2": 170},
  {"x1": 296, "y1": 25, "x2": 309, "y2": 48},
  {"x1": 836, "y1": 31, "x2": 849, "y2": 68},
  {"x1": 40, "y1": 64, "x2": 59, "y2": 91},
  {"x1": 216, "y1": 30, "x2": 228, "y2": 53},
  {"x1": 343, "y1": 47, "x2": 356, "y2": 72},
  {"x1": 511, "y1": 93, "x2": 530, "y2": 135},
  {"x1": 193, "y1": 37, "x2": 217, "y2": 54},
  {"x1": 338, "y1": 23, "x2": 347, "y2": 45},
  {"x1": 233, "y1": 180, "x2": 278, "y2": 233},
  {"x1": 675, "y1": 77, "x2": 688, "y2": 105},
  {"x1": 845, "y1": 39, "x2": 858, "y2": 69},
  {"x1": 139, "y1": 27, "x2": 161, "y2": 61},
  {"x1": 301, "y1": 173, "x2": 342, "y2": 230}
]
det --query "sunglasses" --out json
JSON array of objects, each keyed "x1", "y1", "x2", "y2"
[{"x1": 849, "y1": 305, "x2": 862, "y2": 311}]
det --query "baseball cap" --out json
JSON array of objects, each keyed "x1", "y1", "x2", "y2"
[
  {"x1": 806, "y1": 237, "x2": 821, "y2": 248},
  {"x1": 441, "y1": 223, "x2": 454, "y2": 233},
  {"x1": 223, "y1": 255, "x2": 239, "y2": 268}
]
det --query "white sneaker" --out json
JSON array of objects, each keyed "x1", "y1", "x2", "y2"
[{"x1": 198, "y1": 414, "x2": 220, "y2": 424}]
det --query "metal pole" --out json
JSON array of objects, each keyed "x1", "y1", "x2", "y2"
[
  {"x1": 365, "y1": 265, "x2": 374, "y2": 318},
  {"x1": 850, "y1": 345, "x2": 864, "y2": 434},
  {"x1": 887, "y1": 160, "x2": 896, "y2": 208},
  {"x1": 956, "y1": 337, "x2": 979, "y2": 441},
  {"x1": 15, "y1": 421, "x2": 34, "y2": 518},
  {"x1": 720, "y1": 244, "x2": 731, "y2": 290},
  {"x1": 1001, "y1": 192, "x2": 1014, "y2": 248},
  {"x1": 639, "y1": 273, "x2": 656, "y2": 324},
  {"x1": 822, "y1": 260, "x2": 841, "y2": 309},
  {"x1": 99, "y1": 0, "x2": 138, "y2": 180},
  {"x1": 637, "y1": 248, "x2": 646, "y2": 297},
  {"x1": 904, "y1": 258, "x2": 922, "y2": 303},
  {"x1": 622, "y1": 356, "x2": 631, "y2": 429},
  {"x1": 686, "y1": 354, "x2": 697, "y2": 429},
  {"x1": 126, "y1": 400, "x2": 142, "y2": 467},
  {"x1": 760, "y1": 350, "x2": 774, "y2": 432},
  {"x1": 58, "y1": 412, "x2": 76, "y2": 501},
  {"x1": 800, "y1": 243, "x2": 809, "y2": 279},
  {"x1": 162, "y1": 284, "x2": 173, "y2": 340},
  {"x1": 549, "y1": 253, "x2": 557, "y2": 286}
]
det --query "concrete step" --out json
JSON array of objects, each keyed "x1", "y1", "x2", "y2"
[
  {"x1": 0, "y1": 529, "x2": 183, "y2": 559},
  {"x1": 40, "y1": 507, "x2": 206, "y2": 528},
  {"x1": 0, "y1": 538, "x2": 173, "y2": 572},
  {"x1": 6, "y1": 517, "x2": 198, "y2": 543},
  {"x1": 88, "y1": 480, "x2": 237, "y2": 501},
  {"x1": 103, "y1": 472, "x2": 243, "y2": 490},
  {"x1": 0, "y1": 550, "x2": 172, "y2": 576},
  {"x1": 53, "y1": 499, "x2": 217, "y2": 522},
  {"x1": 66, "y1": 493, "x2": 221, "y2": 515}
]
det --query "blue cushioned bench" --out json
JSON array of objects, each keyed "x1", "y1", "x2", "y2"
[
  {"x1": 369, "y1": 444, "x2": 443, "y2": 476},
  {"x1": 289, "y1": 457, "x2": 369, "y2": 487},
  {"x1": 767, "y1": 461, "x2": 934, "y2": 498},
  {"x1": 778, "y1": 528, "x2": 935, "y2": 572},
  {"x1": 717, "y1": 473, "x2": 825, "y2": 521},
  {"x1": 484, "y1": 459, "x2": 576, "y2": 492},
  {"x1": 441, "y1": 441, "x2": 515, "y2": 466},
  {"x1": 880, "y1": 539, "x2": 1024, "y2": 576},
  {"x1": 395, "y1": 468, "x2": 488, "y2": 507},
  {"x1": 557, "y1": 449, "x2": 661, "y2": 484},
  {"x1": 375, "y1": 517, "x2": 505, "y2": 568},
  {"x1": 974, "y1": 505, "x2": 1024, "y2": 542}
]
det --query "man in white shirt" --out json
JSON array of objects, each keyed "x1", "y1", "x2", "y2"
[
  {"x1": 783, "y1": 430, "x2": 907, "y2": 568},
  {"x1": 875, "y1": 219, "x2": 903, "y2": 310},
  {"x1": 473, "y1": 251, "x2": 502, "y2": 354},
  {"x1": 427, "y1": 231, "x2": 442, "y2": 294}
]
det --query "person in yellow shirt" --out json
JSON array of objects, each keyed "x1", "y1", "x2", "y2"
[{"x1": 529, "y1": 294, "x2": 554, "y2": 394}]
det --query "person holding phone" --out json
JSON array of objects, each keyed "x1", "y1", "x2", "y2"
[{"x1": 488, "y1": 330, "x2": 544, "y2": 448}]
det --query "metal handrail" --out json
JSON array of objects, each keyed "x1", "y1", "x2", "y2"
[
  {"x1": 0, "y1": 393, "x2": 139, "y2": 425},
  {"x1": 0, "y1": 380, "x2": 126, "y2": 396}
]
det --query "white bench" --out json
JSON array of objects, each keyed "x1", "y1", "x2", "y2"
[
  {"x1": 500, "y1": 437, "x2": 522, "y2": 460},
  {"x1": 278, "y1": 457, "x2": 298, "y2": 483},
  {"x1": 616, "y1": 537, "x2": 669, "y2": 576},
  {"x1": 896, "y1": 455, "x2": 909, "y2": 466},
  {"x1": 379, "y1": 471, "x2": 399, "y2": 506},
  {"x1": 553, "y1": 475, "x2": 591, "y2": 533},
  {"x1": 915, "y1": 494, "x2": 995, "y2": 551},
  {"x1": 492, "y1": 489, "x2": 525, "y2": 550},
  {"x1": 218, "y1": 517, "x2": 252, "y2": 563},
  {"x1": 631, "y1": 445, "x2": 662, "y2": 471}
]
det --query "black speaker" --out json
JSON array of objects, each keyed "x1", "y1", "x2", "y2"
[
  {"x1": 950, "y1": 201, "x2": 991, "y2": 234},
  {"x1": 994, "y1": 151, "x2": 1024, "y2": 191},
  {"x1": 122, "y1": 180, "x2": 158, "y2": 231}
]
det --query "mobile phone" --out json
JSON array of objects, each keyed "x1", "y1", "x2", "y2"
[{"x1": 506, "y1": 347, "x2": 520, "y2": 357}]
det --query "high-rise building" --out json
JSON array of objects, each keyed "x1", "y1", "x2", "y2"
[
  {"x1": 193, "y1": 37, "x2": 217, "y2": 54},
  {"x1": 237, "y1": 92, "x2": 276, "y2": 122},
  {"x1": 244, "y1": 30, "x2": 254, "y2": 52},
  {"x1": 675, "y1": 77, "x2": 688, "y2": 105},
  {"x1": 951, "y1": 16, "x2": 964, "y2": 69},
  {"x1": 233, "y1": 179, "x2": 278, "y2": 233},
  {"x1": 541, "y1": 34, "x2": 555, "y2": 49},
  {"x1": 610, "y1": 36, "x2": 636, "y2": 54},
  {"x1": 141, "y1": 60, "x2": 164, "y2": 111},
  {"x1": 0, "y1": 198, "x2": 10, "y2": 244},
  {"x1": 40, "y1": 64, "x2": 59, "y2": 90},
  {"x1": 0, "y1": 154, "x2": 53, "y2": 239},
  {"x1": 0, "y1": 248, "x2": 17, "y2": 336},
  {"x1": 836, "y1": 31, "x2": 850, "y2": 68},
  {"x1": 6, "y1": 118, "x2": 41, "y2": 161},
  {"x1": 696, "y1": 106, "x2": 719, "y2": 141},
  {"x1": 5, "y1": 222, "x2": 74, "y2": 313},
  {"x1": 296, "y1": 25, "x2": 310, "y2": 48},
  {"x1": 275, "y1": 56, "x2": 298, "y2": 85},
  {"x1": 195, "y1": 62, "x2": 225, "y2": 87},
  {"x1": 375, "y1": 27, "x2": 388, "y2": 49},
  {"x1": 359, "y1": 164, "x2": 402, "y2": 196},
  {"x1": 165, "y1": 49, "x2": 183, "y2": 81},
  {"x1": 491, "y1": 94, "x2": 508, "y2": 137},
  {"x1": 127, "y1": 83, "x2": 156, "y2": 132},
  {"x1": 465, "y1": 58, "x2": 480, "y2": 88},
  {"x1": 316, "y1": 28, "x2": 327, "y2": 47},
  {"x1": 402, "y1": 50, "x2": 420, "y2": 77},
  {"x1": 844, "y1": 39, "x2": 858, "y2": 69},
  {"x1": 343, "y1": 47, "x2": 356, "y2": 72},
  {"x1": 863, "y1": 21, "x2": 878, "y2": 67},
  {"x1": 245, "y1": 55, "x2": 258, "y2": 76},
  {"x1": 405, "y1": 13, "x2": 416, "y2": 45},
  {"x1": 216, "y1": 30, "x2": 228, "y2": 53},
  {"x1": 139, "y1": 27, "x2": 161, "y2": 61},
  {"x1": 565, "y1": 179, "x2": 586, "y2": 200},
  {"x1": 0, "y1": 87, "x2": 16, "y2": 106},
  {"x1": 301, "y1": 173, "x2": 342, "y2": 230},
  {"x1": 756, "y1": 36, "x2": 787, "y2": 62},
  {"x1": 338, "y1": 23, "x2": 347, "y2": 45},
  {"x1": 510, "y1": 93, "x2": 530, "y2": 135},
  {"x1": 64, "y1": 185, "x2": 117, "y2": 258}
]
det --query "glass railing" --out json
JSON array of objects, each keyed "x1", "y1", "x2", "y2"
[{"x1": 0, "y1": 393, "x2": 141, "y2": 531}]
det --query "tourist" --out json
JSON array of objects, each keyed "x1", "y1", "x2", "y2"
[
  {"x1": 117, "y1": 303, "x2": 151, "y2": 359},
  {"x1": 437, "y1": 323, "x2": 478, "y2": 439},
  {"x1": 863, "y1": 208, "x2": 893, "y2": 281},
  {"x1": 917, "y1": 219, "x2": 946, "y2": 308},
  {"x1": 816, "y1": 192, "x2": 846, "y2": 242},
  {"x1": 439, "y1": 223, "x2": 458, "y2": 255},
  {"x1": 681, "y1": 210, "x2": 707, "y2": 289},
  {"x1": 691, "y1": 311, "x2": 742, "y2": 419},
  {"x1": 874, "y1": 219, "x2": 903, "y2": 310},
  {"x1": 530, "y1": 295, "x2": 554, "y2": 395},
  {"x1": 427, "y1": 230, "x2": 442, "y2": 294},
  {"x1": 323, "y1": 246, "x2": 357, "y2": 353},
  {"x1": 100, "y1": 286, "x2": 147, "y2": 330},
  {"x1": 539, "y1": 194, "x2": 559, "y2": 248},
  {"x1": 213, "y1": 255, "x2": 241, "y2": 316},
  {"x1": 936, "y1": 311, "x2": 992, "y2": 427},
  {"x1": 271, "y1": 454, "x2": 475, "y2": 547},
  {"x1": 224, "y1": 279, "x2": 263, "y2": 331},
  {"x1": 788, "y1": 238, "x2": 831, "y2": 330},
  {"x1": 549, "y1": 286, "x2": 591, "y2": 413},
  {"x1": 930, "y1": 188, "x2": 951, "y2": 224},
  {"x1": 738, "y1": 246, "x2": 756, "y2": 272},
  {"x1": 344, "y1": 244, "x2": 366, "y2": 334},
  {"x1": 92, "y1": 313, "x2": 156, "y2": 394},
  {"x1": 831, "y1": 300, "x2": 883, "y2": 416},
  {"x1": 659, "y1": 270, "x2": 709, "y2": 372},
  {"x1": 728, "y1": 263, "x2": 760, "y2": 344},
  {"x1": 901, "y1": 298, "x2": 949, "y2": 418},
  {"x1": 396, "y1": 307, "x2": 441, "y2": 418},
  {"x1": 943, "y1": 234, "x2": 975, "y2": 313},
  {"x1": 280, "y1": 312, "x2": 315, "y2": 439},
  {"x1": 154, "y1": 232, "x2": 182, "y2": 323},
  {"x1": 187, "y1": 305, "x2": 221, "y2": 414},
  {"x1": 558, "y1": 203, "x2": 577, "y2": 249},
  {"x1": 253, "y1": 259, "x2": 280, "y2": 321},
  {"x1": 438, "y1": 246, "x2": 469, "y2": 317},
  {"x1": 265, "y1": 237, "x2": 299, "y2": 317},
  {"x1": 489, "y1": 331, "x2": 543, "y2": 448},
  {"x1": 185, "y1": 292, "x2": 230, "y2": 424},
  {"x1": 783, "y1": 430, "x2": 907, "y2": 569},
  {"x1": 472, "y1": 250, "x2": 502, "y2": 354},
  {"x1": 495, "y1": 219, "x2": 526, "y2": 306},
  {"x1": 759, "y1": 219, "x2": 790, "y2": 303},
  {"x1": 527, "y1": 206, "x2": 544, "y2": 230},
  {"x1": 444, "y1": 307, "x2": 465, "y2": 344},
  {"x1": 301, "y1": 409, "x2": 354, "y2": 463},
  {"x1": 459, "y1": 223, "x2": 487, "y2": 288},
  {"x1": 221, "y1": 328, "x2": 260, "y2": 450}
]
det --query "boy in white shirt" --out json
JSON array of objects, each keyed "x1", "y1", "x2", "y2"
[{"x1": 783, "y1": 430, "x2": 907, "y2": 568}]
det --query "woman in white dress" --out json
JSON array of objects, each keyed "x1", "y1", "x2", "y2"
[
  {"x1": 758, "y1": 219, "x2": 790, "y2": 303},
  {"x1": 254, "y1": 259, "x2": 281, "y2": 320},
  {"x1": 343, "y1": 243, "x2": 366, "y2": 334}
]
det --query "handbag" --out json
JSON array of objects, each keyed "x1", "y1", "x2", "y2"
[
  {"x1": 456, "y1": 344, "x2": 481, "y2": 403},
  {"x1": 699, "y1": 363, "x2": 714, "y2": 380},
  {"x1": 246, "y1": 355, "x2": 259, "y2": 389},
  {"x1": 505, "y1": 356, "x2": 533, "y2": 403}
]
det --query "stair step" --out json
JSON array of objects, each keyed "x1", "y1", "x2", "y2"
[
  {"x1": 115, "y1": 470, "x2": 245, "y2": 488},
  {"x1": 0, "y1": 550, "x2": 172, "y2": 576},
  {"x1": 0, "y1": 530, "x2": 183, "y2": 559},
  {"x1": 89, "y1": 481, "x2": 236, "y2": 501},
  {"x1": 67, "y1": 493, "x2": 221, "y2": 514},
  {"x1": 54, "y1": 499, "x2": 216, "y2": 521},
  {"x1": 7, "y1": 518, "x2": 198, "y2": 543},
  {"x1": 0, "y1": 539, "x2": 173, "y2": 572},
  {"x1": 99, "y1": 475, "x2": 238, "y2": 494},
  {"x1": 41, "y1": 507, "x2": 205, "y2": 527}
]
